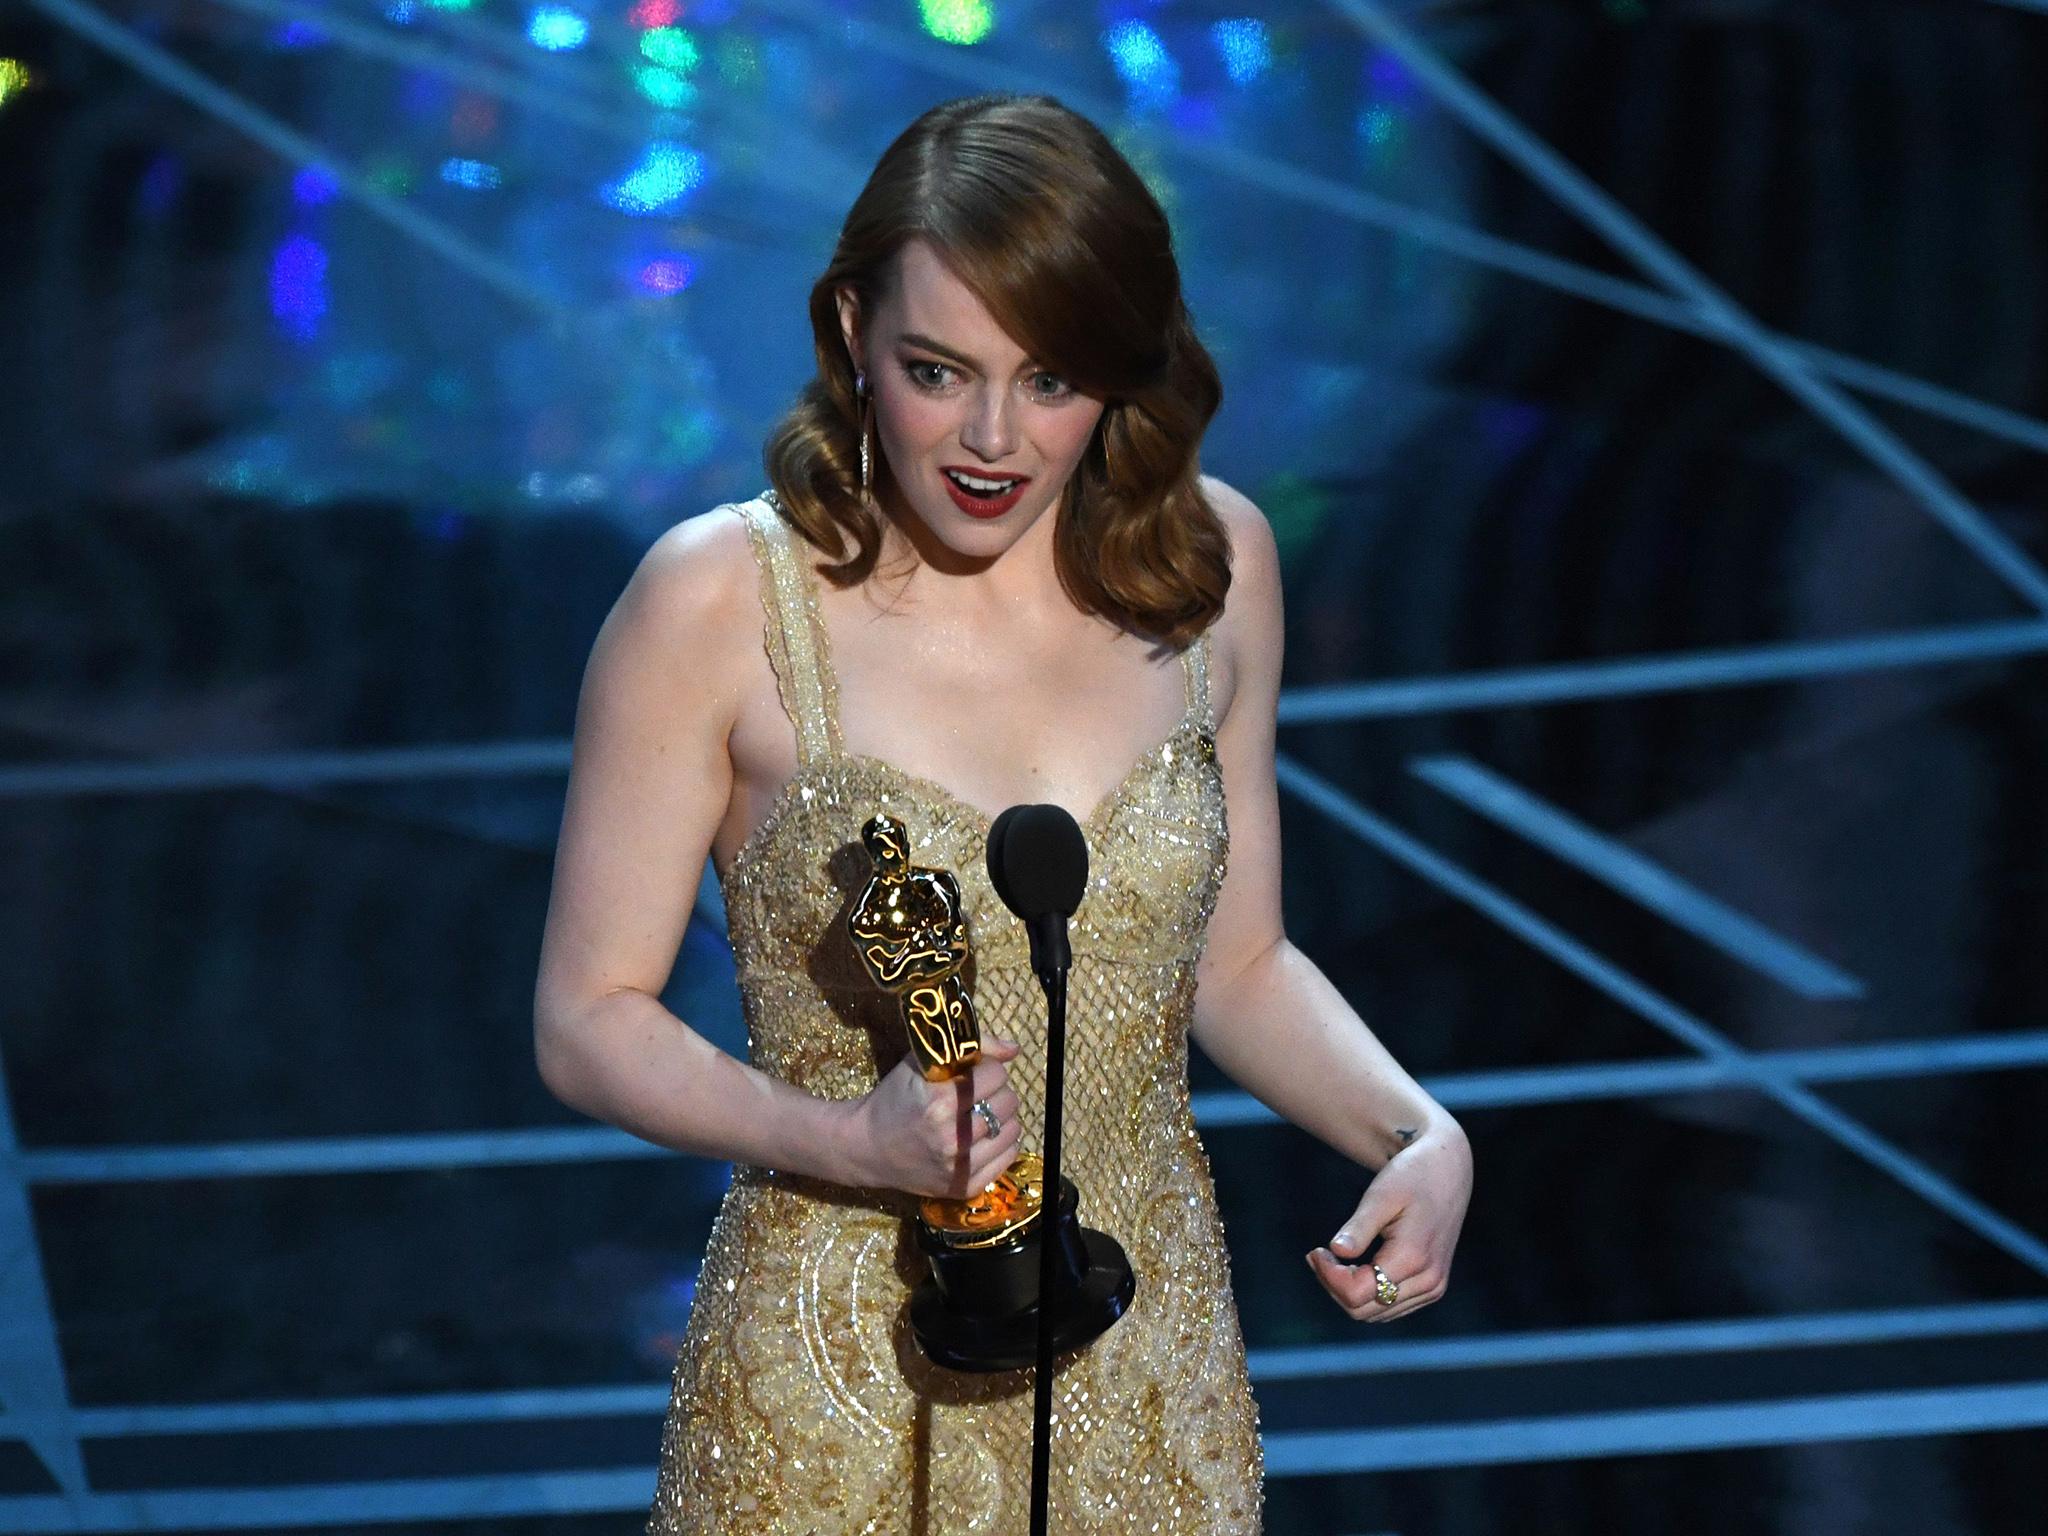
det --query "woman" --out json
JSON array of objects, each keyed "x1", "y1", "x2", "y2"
[{"x1": 534, "y1": 92, "x2": 1473, "y2": 1534}]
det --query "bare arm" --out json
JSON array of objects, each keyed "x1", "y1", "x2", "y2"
[
  {"x1": 1190, "y1": 478, "x2": 1464, "y2": 1172},
  {"x1": 531, "y1": 508, "x2": 854, "y2": 1178}
]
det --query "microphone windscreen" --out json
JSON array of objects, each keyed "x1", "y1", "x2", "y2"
[
  {"x1": 989, "y1": 802, "x2": 1089, "y2": 919},
  {"x1": 985, "y1": 806, "x2": 1023, "y2": 913}
]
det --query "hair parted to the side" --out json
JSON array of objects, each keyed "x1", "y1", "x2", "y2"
[{"x1": 762, "y1": 92, "x2": 1229, "y2": 649}]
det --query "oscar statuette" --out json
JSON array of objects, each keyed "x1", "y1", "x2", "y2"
[{"x1": 848, "y1": 811, "x2": 1133, "y2": 1372}]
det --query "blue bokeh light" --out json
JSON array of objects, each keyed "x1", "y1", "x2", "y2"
[
  {"x1": 1210, "y1": 18, "x2": 1270, "y2": 84},
  {"x1": 1366, "y1": 47, "x2": 1420, "y2": 106},
  {"x1": 271, "y1": 20, "x2": 328, "y2": 51},
  {"x1": 292, "y1": 165, "x2": 341, "y2": 206},
  {"x1": 602, "y1": 141, "x2": 705, "y2": 215},
  {"x1": 439, "y1": 157, "x2": 503, "y2": 190},
  {"x1": 527, "y1": 5, "x2": 588, "y2": 51},
  {"x1": 269, "y1": 234, "x2": 329, "y2": 342},
  {"x1": 1103, "y1": 20, "x2": 1180, "y2": 112}
]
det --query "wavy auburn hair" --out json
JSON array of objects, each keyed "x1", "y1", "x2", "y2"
[{"x1": 762, "y1": 92, "x2": 1229, "y2": 649}]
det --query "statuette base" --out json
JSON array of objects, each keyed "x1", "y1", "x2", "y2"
[{"x1": 907, "y1": 1166, "x2": 1136, "y2": 1372}]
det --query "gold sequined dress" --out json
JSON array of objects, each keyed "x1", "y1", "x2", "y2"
[{"x1": 647, "y1": 492, "x2": 1265, "y2": 1533}]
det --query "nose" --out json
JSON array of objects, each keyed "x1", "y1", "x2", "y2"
[{"x1": 959, "y1": 381, "x2": 1018, "y2": 462}]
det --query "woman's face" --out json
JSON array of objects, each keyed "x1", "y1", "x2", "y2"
[{"x1": 836, "y1": 238, "x2": 1107, "y2": 566}]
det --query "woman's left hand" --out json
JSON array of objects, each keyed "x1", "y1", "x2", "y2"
[{"x1": 1306, "y1": 1119, "x2": 1473, "y2": 1323}]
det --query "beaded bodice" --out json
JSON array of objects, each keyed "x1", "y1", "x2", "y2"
[{"x1": 719, "y1": 493, "x2": 1230, "y2": 1200}]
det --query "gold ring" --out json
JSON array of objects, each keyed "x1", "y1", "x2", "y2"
[{"x1": 1371, "y1": 1263, "x2": 1399, "y2": 1307}]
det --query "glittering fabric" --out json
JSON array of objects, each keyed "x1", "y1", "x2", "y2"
[{"x1": 647, "y1": 492, "x2": 1264, "y2": 1534}]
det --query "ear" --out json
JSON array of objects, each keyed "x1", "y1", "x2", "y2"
[{"x1": 834, "y1": 286, "x2": 864, "y2": 376}]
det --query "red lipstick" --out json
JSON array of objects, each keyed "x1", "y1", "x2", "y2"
[{"x1": 939, "y1": 465, "x2": 1032, "y2": 519}]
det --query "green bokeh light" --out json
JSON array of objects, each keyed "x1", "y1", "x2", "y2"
[
  {"x1": 1254, "y1": 471, "x2": 1333, "y2": 566},
  {"x1": 635, "y1": 66, "x2": 698, "y2": 110},
  {"x1": 365, "y1": 154, "x2": 416, "y2": 197},
  {"x1": 714, "y1": 35, "x2": 761, "y2": 86},
  {"x1": 640, "y1": 26, "x2": 701, "y2": 74},
  {"x1": 919, "y1": 0, "x2": 994, "y2": 46}
]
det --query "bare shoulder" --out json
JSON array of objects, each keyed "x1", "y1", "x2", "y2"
[
  {"x1": 1200, "y1": 474, "x2": 1280, "y2": 591},
  {"x1": 583, "y1": 500, "x2": 763, "y2": 727},
  {"x1": 1197, "y1": 473, "x2": 1283, "y2": 718},
  {"x1": 623, "y1": 501, "x2": 758, "y2": 634}
]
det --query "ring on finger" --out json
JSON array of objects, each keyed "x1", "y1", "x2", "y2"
[
  {"x1": 972, "y1": 1098, "x2": 1002, "y2": 1140},
  {"x1": 1371, "y1": 1263, "x2": 1399, "y2": 1307}
]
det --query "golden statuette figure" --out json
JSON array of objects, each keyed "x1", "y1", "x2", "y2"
[{"x1": 849, "y1": 812, "x2": 1045, "y2": 1248}]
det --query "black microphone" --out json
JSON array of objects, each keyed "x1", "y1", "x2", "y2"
[
  {"x1": 985, "y1": 800, "x2": 1094, "y2": 1536},
  {"x1": 985, "y1": 803, "x2": 1089, "y2": 980}
]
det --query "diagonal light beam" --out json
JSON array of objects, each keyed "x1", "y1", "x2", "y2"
[
  {"x1": 23, "y1": 0, "x2": 565, "y2": 318},
  {"x1": 42, "y1": 0, "x2": 2048, "y2": 475},
  {"x1": 1274, "y1": 752, "x2": 2048, "y2": 1281},
  {"x1": 1278, "y1": 620, "x2": 2048, "y2": 721},
  {"x1": 0, "y1": 1035, "x2": 87, "y2": 1493},
  {"x1": 1331, "y1": 0, "x2": 2048, "y2": 614},
  {"x1": 201, "y1": 0, "x2": 652, "y2": 145},
  {"x1": 0, "y1": 1298, "x2": 2041, "y2": 1438},
  {"x1": 1264, "y1": 1379, "x2": 2048, "y2": 1474},
  {"x1": 5, "y1": 620, "x2": 2043, "y2": 800},
  {"x1": 2, "y1": 1379, "x2": 2046, "y2": 1526},
  {"x1": 1410, "y1": 754, "x2": 1864, "y2": 999},
  {"x1": 200, "y1": 0, "x2": 867, "y2": 207},
  {"x1": 1250, "y1": 1297, "x2": 2048, "y2": 1379},
  {"x1": 43, "y1": 0, "x2": 2048, "y2": 473},
  {"x1": 750, "y1": 0, "x2": 2048, "y2": 459},
  {"x1": 25, "y1": 1027, "x2": 2048, "y2": 1182}
]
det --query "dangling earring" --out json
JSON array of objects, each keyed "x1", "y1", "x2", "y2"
[{"x1": 854, "y1": 368, "x2": 874, "y2": 506}]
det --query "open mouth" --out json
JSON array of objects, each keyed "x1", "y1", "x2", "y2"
[{"x1": 941, "y1": 467, "x2": 1031, "y2": 518}]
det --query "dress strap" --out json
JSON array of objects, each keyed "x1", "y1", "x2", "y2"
[
  {"x1": 1181, "y1": 628, "x2": 1217, "y2": 735},
  {"x1": 737, "y1": 490, "x2": 843, "y2": 768}
]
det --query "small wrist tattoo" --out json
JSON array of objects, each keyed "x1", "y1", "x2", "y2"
[{"x1": 1394, "y1": 1125, "x2": 1420, "y2": 1145}]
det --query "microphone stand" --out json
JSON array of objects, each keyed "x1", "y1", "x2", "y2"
[
  {"x1": 1027, "y1": 939, "x2": 1068, "y2": 1536},
  {"x1": 989, "y1": 806, "x2": 1121, "y2": 1535}
]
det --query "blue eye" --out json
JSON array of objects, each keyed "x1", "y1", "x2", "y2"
[
  {"x1": 1032, "y1": 372, "x2": 1073, "y2": 399},
  {"x1": 904, "y1": 360, "x2": 955, "y2": 390}
]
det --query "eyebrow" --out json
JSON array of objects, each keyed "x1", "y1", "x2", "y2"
[{"x1": 897, "y1": 332, "x2": 1035, "y2": 372}]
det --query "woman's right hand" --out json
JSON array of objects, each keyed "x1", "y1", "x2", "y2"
[{"x1": 843, "y1": 1035, "x2": 1025, "y2": 1199}]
